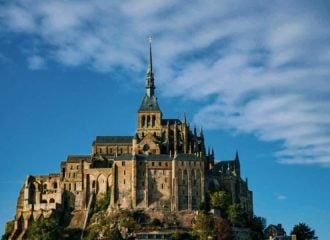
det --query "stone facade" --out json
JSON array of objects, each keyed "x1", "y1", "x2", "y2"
[{"x1": 8, "y1": 41, "x2": 253, "y2": 239}]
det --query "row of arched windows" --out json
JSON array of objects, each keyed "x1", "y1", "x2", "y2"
[{"x1": 141, "y1": 115, "x2": 157, "y2": 128}]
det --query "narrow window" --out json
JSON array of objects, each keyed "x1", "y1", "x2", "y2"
[
  {"x1": 165, "y1": 162, "x2": 168, "y2": 167},
  {"x1": 152, "y1": 162, "x2": 154, "y2": 166},
  {"x1": 124, "y1": 170, "x2": 126, "y2": 175},
  {"x1": 142, "y1": 115, "x2": 145, "y2": 127},
  {"x1": 124, "y1": 179, "x2": 126, "y2": 184},
  {"x1": 152, "y1": 116, "x2": 156, "y2": 127},
  {"x1": 159, "y1": 162, "x2": 162, "y2": 166},
  {"x1": 147, "y1": 116, "x2": 151, "y2": 127},
  {"x1": 122, "y1": 161, "x2": 125, "y2": 166}
]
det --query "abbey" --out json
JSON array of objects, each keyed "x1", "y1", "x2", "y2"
[{"x1": 8, "y1": 41, "x2": 253, "y2": 239}]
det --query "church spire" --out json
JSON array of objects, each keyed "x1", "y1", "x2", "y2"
[{"x1": 146, "y1": 36, "x2": 155, "y2": 97}]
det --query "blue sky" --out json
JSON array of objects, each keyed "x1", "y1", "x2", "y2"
[{"x1": 0, "y1": 0, "x2": 330, "y2": 238}]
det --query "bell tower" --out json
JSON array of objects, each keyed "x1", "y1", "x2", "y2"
[{"x1": 137, "y1": 37, "x2": 162, "y2": 143}]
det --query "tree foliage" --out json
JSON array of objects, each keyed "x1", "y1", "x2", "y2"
[
  {"x1": 94, "y1": 189, "x2": 111, "y2": 213},
  {"x1": 211, "y1": 191, "x2": 231, "y2": 212},
  {"x1": 214, "y1": 216, "x2": 233, "y2": 240},
  {"x1": 291, "y1": 223, "x2": 317, "y2": 240},
  {"x1": 1, "y1": 220, "x2": 14, "y2": 240},
  {"x1": 26, "y1": 218, "x2": 62, "y2": 240},
  {"x1": 227, "y1": 204, "x2": 246, "y2": 227},
  {"x1": 248, "y1": 216, "x2": 266, "y2": 240},
  {"x1": 193, "y1": 212, "x2": 214, "y2": 240}
]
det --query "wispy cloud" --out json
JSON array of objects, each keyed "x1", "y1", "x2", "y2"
[
  {"x1": 0, "y1": 0, "x2": 329, "y2": 166},
  {"x1": 275, "y1": 194, "x2": 287, "y2": 201},
  {"x1": 27, "y1": 55, "x2": 46, "y2": 70}
]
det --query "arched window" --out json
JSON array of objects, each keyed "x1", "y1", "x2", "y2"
[
  {"x1": 152, "y1": 115, "x2": 156, "y2": 127},
  {"x1": 142, "y1": 115, "x2": 146, "y2": 127},
  {"x1": 147, "y1": 115, "x2": 151, "y2": 127},
  {"x1": 49, "y1": 198, "x2": 55, "y2": 203},
  {"x1": 53, "y1": 182, "x2": 58, "y2": 189}
]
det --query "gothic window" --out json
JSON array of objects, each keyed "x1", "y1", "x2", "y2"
[
  {"x1": 152, "y1": 115, "x2": 156, "y2": 127},
  {"x1": 53, "y1": 182, "x2": 57, "y2": 189},
  {"x1": 141, "y1": 115, "x2": 145, "y2": 127},
  {"x1": 122, "y1": 161, "x2": 125, "y2": 166},
  {"x1": 147, "y1": 116, "x2": 151, "y2": 127},
  {"x1": 159, "y1": 162, "x2": 162, "y2": 166}
]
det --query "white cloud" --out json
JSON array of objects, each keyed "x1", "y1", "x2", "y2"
[
  {"x1": 276, "y1": 194, "x2": 287, "y2": 201},
  {"x1": 27, "y1": 55, "x2": 46, "y2": 70},
  {"x1": 1, "y1": 0, "x2": 330, "y2": 166}
]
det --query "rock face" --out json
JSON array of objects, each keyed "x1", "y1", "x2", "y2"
[{"x1": 6, "y1": 42, "x2": 253, "y2": 239}]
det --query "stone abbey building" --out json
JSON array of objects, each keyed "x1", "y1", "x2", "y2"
[{"x1": 8, "y1": 41, "x2": 253, "y2": 239}]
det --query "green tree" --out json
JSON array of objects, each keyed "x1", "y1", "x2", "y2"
[
  {"x1": 26, "y1": 218, "x2": 62, "y2": 240},
  {"x1": 248, "y1": 216, "x2": 266, "y2": 240},
  {"x1": 1, "y1": 220, "x2": 14, "y2": 240},
  {"x1": 227, "y1": 204, "x2": 246, "y2": 227},
  {"x1": 193, "y1": 212, "x2": 214, "y2": 240},
  {"x1": 291, "y1": 223, "x2": 317, "y2": 240},
  {"x1": 214, "y1": 216, "x2": 233, "y2": 240},
  {"x1": 211, "y1": 191, "x2": 231, "y2": 212}
]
